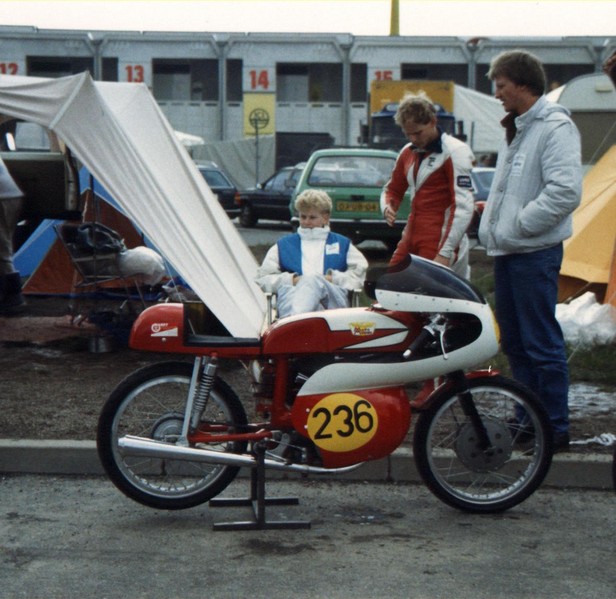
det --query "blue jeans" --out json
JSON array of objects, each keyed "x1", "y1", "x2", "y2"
[{"x1": 494, "y1": 244, "x2": 569, "y2": 435}]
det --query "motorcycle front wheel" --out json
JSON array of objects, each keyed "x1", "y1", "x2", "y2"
[
  {"x1": 97, "y1": 361, "x2": 248, "y2": 510},
  {"x1": 413, "y1": 375, "x2": 553, "y2": 513}
]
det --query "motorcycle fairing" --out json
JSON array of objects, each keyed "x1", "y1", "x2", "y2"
[
  {"x1": 291, "y1": 386, "x2": 411, "y2": 468},
  {"x1": 297, "y1": 301, "x2": 499, "y2": 395},
  {"x1": 369, "y1": 254, "x2": 485, "y2": 310}
]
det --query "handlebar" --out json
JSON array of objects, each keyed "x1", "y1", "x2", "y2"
[{"x1": 403, "y1": 314, "x2": 448, "y2": 360}]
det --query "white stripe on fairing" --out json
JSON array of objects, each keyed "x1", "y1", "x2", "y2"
[{"x1": 340, "y1": 331, "x2": 408, "y2": 350}]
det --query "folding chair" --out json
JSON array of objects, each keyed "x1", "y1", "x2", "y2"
[
  {"x1": 265, "y1": 287, "x2": 363, "y2": 325},
  {"x1": 54, "y1": 222, "x2": 146, "y2": 315}
]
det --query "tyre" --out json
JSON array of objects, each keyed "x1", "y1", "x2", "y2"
[
  {"x1": 97, "y1": 361, "x2": 248, "y2": 510},
  {"x1": 413, "y1": 375, "x2": 553, "y2": 513},
  {"x1": 612, "y1": 445, "x2": 616, "y2": 493},
  {"x1": 239, "y1": 203, "x2": 258, "y2": 227}
]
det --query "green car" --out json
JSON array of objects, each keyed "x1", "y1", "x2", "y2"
[{"x1": 289, "y1": 148, "x2": 408, "y2": 249}]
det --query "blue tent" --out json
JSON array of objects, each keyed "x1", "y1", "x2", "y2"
[
  {"x1": 15, "y1": 168, "x2": 178, "y2": 294},
  {"x1": 14, "y1": 219, "x2": 62, "y2": 277}
]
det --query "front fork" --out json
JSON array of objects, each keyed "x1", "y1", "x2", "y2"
[
  {"x1": 408, "y1": 314, "x2": 493, "y2": 451},
  {"x1": 177, "y1": 355, "x2": 219, "y2": 446},
  {"x1": 449, "y1": 370, "x2": 491, "y2": 450}
]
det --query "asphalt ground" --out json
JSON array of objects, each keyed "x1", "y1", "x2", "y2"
[{"x1": 1, "y1": 474, "x2": 615, "y2": 599}]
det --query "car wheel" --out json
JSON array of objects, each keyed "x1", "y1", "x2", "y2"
[{"x1": 239, "y1": 204, "x2": 258, "y2": 227}]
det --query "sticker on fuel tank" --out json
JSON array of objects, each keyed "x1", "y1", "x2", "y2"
[
  {"x1": 151, "y1": 323, "x2": 179, "y2": 337},
  {"x1": 305, "y1": 393, "x2": 378, "y2": 452},
  {"x1": 349, "y1": 321, "x2": 376, "y2": 336}
]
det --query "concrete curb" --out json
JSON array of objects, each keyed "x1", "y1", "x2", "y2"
[{"x1": 1, "y1": 440, "x2": 613, "y2": 491}]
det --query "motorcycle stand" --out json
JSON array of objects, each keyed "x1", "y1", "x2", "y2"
[{"x1": 209, "y1": 442, "x2": 311, "y2": 530}]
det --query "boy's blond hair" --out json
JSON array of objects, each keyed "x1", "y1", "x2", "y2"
[{"x1": 294, "y1": 189, "x2": 332, "y2": 214}]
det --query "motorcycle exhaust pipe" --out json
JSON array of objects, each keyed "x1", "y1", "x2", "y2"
[{"x1": 118, "y1": 435, "x2": 362, "y2": 476}]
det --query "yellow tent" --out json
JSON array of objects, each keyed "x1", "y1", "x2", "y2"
[{"x1": 559, "y1": 145, "x2": 616, "y2": 305}]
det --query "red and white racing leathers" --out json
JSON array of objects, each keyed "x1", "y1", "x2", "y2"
[{"x1": 380, "y1": 132, "x2": 475, "y2": 277}]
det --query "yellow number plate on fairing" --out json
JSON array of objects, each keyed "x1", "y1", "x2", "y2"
[{"x1": 305, "y1": 393, "x2": 378, "y2": 452}]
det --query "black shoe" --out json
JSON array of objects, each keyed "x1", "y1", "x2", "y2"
[
  {"x1": 553, "y1": 432, "x2": 570, "y2": 453},
  {"x1": 0, "y1": 272, "x2": 26, "y2": 316},
  {"x1": 0, "y1": 295, "x2": 26, "y2": 316}
]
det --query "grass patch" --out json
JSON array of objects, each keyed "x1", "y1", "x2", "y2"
[
  {"x1": 567, "y1": 343, "x2": 616, "y2": 387},
  {"x1": 478, "y1": 343, "x2": 616, "y2": 387},
  {"x1": 468, "y1": 250, "x2": 615, "y2": 387}
]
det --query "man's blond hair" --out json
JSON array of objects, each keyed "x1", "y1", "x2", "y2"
[{"x1": 394, "y1": 92, "x2": 436, "y2": 127}]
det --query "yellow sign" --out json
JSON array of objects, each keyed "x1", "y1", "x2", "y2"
[
  {"x1": 306, "y1": 393, "x2": 378, "y2": 452},
  {"x1": 370, "y1": 80, "x2": 455, "y2": 114},
  {"x1": 243, "y1": 93, "x2": 275, "y2": 136}
]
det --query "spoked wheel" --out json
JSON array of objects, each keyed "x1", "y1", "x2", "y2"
[
  {"x1": 413, "y1": 375, "x2": 553, "y2": 513},
  {"x1": 97, "y1": 361, "x2": 248, "y2": 510}
]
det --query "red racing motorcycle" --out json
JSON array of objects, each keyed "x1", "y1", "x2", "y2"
[{"x1": 97, "y1": 255, "x2": 553, "y2": 521}]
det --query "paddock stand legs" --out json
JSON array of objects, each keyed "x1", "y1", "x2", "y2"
[{"x1": 209, "y1": 442, "x2": 311, "y2": 530}]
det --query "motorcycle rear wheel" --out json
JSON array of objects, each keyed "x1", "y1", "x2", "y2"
[
  {"x1": 413, "y1": 375, "x2": 553, "y2": 513},
  {"x1": 97, "y1": 361, "x2": 248, "y2": 510}
]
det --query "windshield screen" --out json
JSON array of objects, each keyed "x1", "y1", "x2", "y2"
[
  {"x1": 307, "y1": 155, "x2": 395, "y2": 188},
  {"x1": 201, "y1": 169, "x2": 232, "y2": 188}
]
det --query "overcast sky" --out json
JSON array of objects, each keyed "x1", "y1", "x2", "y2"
[{"x1": 0, "y1": 1, "x2": 614, "y2": 37}]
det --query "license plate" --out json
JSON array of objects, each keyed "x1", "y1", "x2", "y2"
[{"x1": 336, "y1": 201, "x2": 379, "y2": 213}]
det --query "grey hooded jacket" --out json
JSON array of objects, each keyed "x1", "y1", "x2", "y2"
[{"x1": 478, "y1": 96, "x2": 582, "y2": 256}]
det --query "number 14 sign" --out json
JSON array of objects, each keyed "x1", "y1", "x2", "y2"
[{"x1": 244, "y1": 67, "x2": 276, "y2": 92}]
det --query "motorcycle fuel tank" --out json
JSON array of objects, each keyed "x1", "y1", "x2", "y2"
[
  {"x1": 291, "y1": 386, "x2": 411, "y2": 468},
  {"x1": 261, "y1": 307, "x2": 418, "y2": 355}
]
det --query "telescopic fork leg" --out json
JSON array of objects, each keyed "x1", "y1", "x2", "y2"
[{"x1": 450, "y1": 370, "x2": 492, "y2": 450}]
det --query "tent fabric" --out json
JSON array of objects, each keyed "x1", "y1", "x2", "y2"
[
  {"x1": 453, "y1": 85, "x2": 504, "y2": 154},
  {"x1": 0, "y1": 72, "x2": 267, "y2": 337},
  {"x1": 14, "y1": 219, "x2": 60, "y2": 278},
  {"x1": 192, "y1": 135, "x2": 276, "y2": 190},
  {"x1": 559, "y1": 144, "x2": 616, "y2": 303},
  {"x1": 22, "y1": 231, "x2": 78, "y2": 295},
  {"x1": 18, "y1": 192, "x2": 146, "y2": 295},
  {"x1": 547, "y1": 74, "x2": 616, "y2": 111}
]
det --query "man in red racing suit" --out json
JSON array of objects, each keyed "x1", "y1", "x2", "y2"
[
  {"x1": 381, "y1": 93, "x2": 475, "y2": 406},
  {"x1": 381, "y1": 93, "x2": 475, "y2": 278}
]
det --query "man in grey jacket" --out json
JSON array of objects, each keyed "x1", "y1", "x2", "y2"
[{"x1": 479, "y1": 50, "x2": 582, "y2": 453}]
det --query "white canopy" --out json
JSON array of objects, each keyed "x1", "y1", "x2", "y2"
[
  {"x1": 453, "y1": 85, "x2": 505, "y2": 154},
  {"x1": 0, "y1": 72, "x2": 267, "y2": 337}
]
